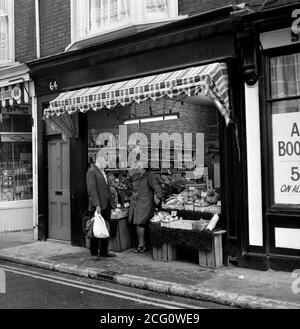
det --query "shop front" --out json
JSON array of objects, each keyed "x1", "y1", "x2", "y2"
[
  {"x1": 0, "y1": 64, "x2": 34, "y2": 233},
  {"x1": 232, "y1": 2, "x2": 300, "y2": 271},
  {"x1": 28, "y1": 8, "x2": 247, "y2": 267}
]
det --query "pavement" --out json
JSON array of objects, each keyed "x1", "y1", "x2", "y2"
[{"x1": 0, "y1": 231, "x2": 300, "y2": 309}]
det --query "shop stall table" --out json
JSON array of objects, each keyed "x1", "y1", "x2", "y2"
[
  {"x1": 108, "y1": 209, "x2": 135, "y2": 252},
  {"x1": 150, "y1": 223, "x2": 226, "y2": 268}
]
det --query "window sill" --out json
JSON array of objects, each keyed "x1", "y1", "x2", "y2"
[
  {"x1": 67, "y1": 15, "x2": 188, "y2": 51},
  {"x1": 0, "y1": 199, "x2": 33, "y2": 210},
  {"x1": 0, "y1": 60, "x2": 18, "y2": 68}
]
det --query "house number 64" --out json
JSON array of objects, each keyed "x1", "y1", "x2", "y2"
[{"x1": 49, "y1": 81, "x2": 58, "y2": 91}]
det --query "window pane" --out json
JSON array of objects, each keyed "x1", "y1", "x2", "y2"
[
  {"x1": 271, "y1": 99, "x2": 300, "y2": 114},
  {"x1": 90, "y1": 0, "x2": 130, "y2": 33},
  {"x1": 0, "y1": 114, "x2": 12, "y2": 132},
  {"x1": 13, "y1": 115, "x2": 32, "y2": 132},
  {"x1": 0, "y1": 141, "x2": 33, "y2": 202},
  {"x1": 0, "y1": 0, "x2": 8, "y2": 15},
  {"x1": 0, "y1": 16, "x2": 8, "y2": 61},
  {"x1": 270, "y1": 52, "x2": 300, "y2": 205},
  {"x1": 270, "y1": 53, "x2": 300, "y2": 99},
  {"x1": 145, "y1": 0, "x2": 168, "y2": 19}
]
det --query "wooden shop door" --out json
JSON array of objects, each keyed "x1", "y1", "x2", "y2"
[{"x1": 48, "y1": 138, "x2": 71, "y2": 241}]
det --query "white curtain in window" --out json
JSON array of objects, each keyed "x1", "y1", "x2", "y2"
[
  {"x1": 145, "y1": 0, "x2": 168, "y2": 17},
  {"x1": 90, "y1": 0, "x2": 129, "y2": 32},
  {"x1": 0, "y1": 0, "x2": 8, "y2": 61},
  {"x1": 75, "y1": 0, "x2": 87, "y2": 38},
  {"x1": 90, "y1": 0, "x2": 102, "y2": 31},
  {"x1": 270, "y1": 53, "x2": 300, "y2": 98}
]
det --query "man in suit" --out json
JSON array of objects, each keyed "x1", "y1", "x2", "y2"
[{"x1": 86, "y1": 150, "x2": 116, "y2": 260}]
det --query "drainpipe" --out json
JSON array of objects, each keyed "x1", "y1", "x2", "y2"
[
  {"x1": 35, "y1": 0, "x2": 40, "y2": 59},
  {"x1": 33, "y1": 0, "x2": 40, "y2": 240}
]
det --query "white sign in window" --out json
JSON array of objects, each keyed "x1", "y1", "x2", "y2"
[{"x1": 272, "y1": 112, "x2": 300, "y2": 205}]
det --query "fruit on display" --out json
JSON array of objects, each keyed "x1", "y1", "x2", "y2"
[
  {"x1": 205, "y1": 189, "x2": 219, "y2": 205},
  {"x1": 162, "y1": 186, "x2": 221, "y2": 214},
  {"x1": 151, "y1": 211, "x2": 180, "y2": 223},
  {"x1": 155, "y1": 173, "x2": 187, "y2": 197},
  {"x1": 111, "y1": 208, "x2": 122, "y2": 216},
  {"x1": 108, "y1": 174, "x2": 132, "y2": 190},
  {"x1": 185, "y1": 200, "x2": 194, "y2": 211},
  {"x1": 162, "y1": 197, "x2": 184, "y2": 210}
]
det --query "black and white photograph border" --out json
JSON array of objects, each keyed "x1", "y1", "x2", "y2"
[{"x1": 0, "y1": 0, "x2": 300, "y2": 318}]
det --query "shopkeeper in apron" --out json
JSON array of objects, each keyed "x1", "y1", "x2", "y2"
[{"x1": 129, "y1": 161, "x2": 163, "y2": 253}]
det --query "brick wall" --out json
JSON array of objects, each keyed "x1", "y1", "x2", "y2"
[
  {"x1": 39, "y1": 0, "x2": 71, "y2": 57},
  {"x1": 15, "y1": 0, "x2": 298, "y2": 62},
  {"x1": 15, "y1": 0, "x2": 36, "y2": 62},
  {"x1": 178, "y1": 0, "x2": 299, "y2": 16},
  {"x1": 178, "y1": 0, "x2": 233, "y2": 16}
]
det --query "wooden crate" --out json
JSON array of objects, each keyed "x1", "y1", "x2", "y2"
[
  {"x1": 198, "y1": 230, "x2": 226, "y2": 268},
  {"x1": 163, "y1": 243, "x2": 177, "y2": 262},
  {"x1": 153, "y1": 243, "x2": 177, "y2": 262},
  {"x1": 152, "y1": 246, "x2": 164, "y2": 261},
  {"x1": 109, "y1": 217, "x2": 134, "y2": 252}
]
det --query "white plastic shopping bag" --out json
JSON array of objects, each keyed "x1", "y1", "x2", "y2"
[{"x1": 93, "y1": 211, "x2": 110, "y2": 239}]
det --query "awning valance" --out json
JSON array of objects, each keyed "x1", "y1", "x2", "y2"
[
  {"x1": 0, "y1": 82, "x2": 30, "y2": 109},
  {"x1": 45, "y1": 62, "x2": 231, "y2": 124}
]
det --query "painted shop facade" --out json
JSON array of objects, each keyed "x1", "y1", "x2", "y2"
[{"x1": 25, "y1": 2, "x2": 300, "y2": 271}]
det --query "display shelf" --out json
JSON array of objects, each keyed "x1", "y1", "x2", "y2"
[{"x1": 0, "y1": 161, "x2": 33, "y2": 202}]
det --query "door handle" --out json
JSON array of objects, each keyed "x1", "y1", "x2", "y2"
[{"x1": 55, "y1": 191, "x2": 63, "y2": 196}]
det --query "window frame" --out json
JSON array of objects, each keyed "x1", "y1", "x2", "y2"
[
  {"x1": 0, "y1": 0, "x2": 14, "y2": 65},
  {"x1": 264, "y1": 47, "x2": 300, "y2": 212},
  {"x1": 70, "y1": 0, "x2": 179, "y2": 42}
]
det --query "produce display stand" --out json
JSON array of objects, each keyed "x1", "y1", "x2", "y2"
[
  {"x1": 109, "y1": 209, "x2": 135, "y2": 252},
  {"x1": 150, "y1": 220, "x2": 226, "y2": 268},
  {"x1": 153, "y1": 243, "x2": 177, "y2": 262},
  {"x1": 198, "y1": 230, "x2": 226, "y2": 268}
]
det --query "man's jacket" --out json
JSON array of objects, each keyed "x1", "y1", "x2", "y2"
[{"x1": 86, "y1": 164, "x2": 114, "y2": 211}]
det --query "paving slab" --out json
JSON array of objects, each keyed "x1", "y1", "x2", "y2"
[{"x1": 0, "y1": 233, "x2": 300, "y2": 309}]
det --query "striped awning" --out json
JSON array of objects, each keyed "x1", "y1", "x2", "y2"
[
  {"x1": 45, "y1": 62, "x2": 231, "y2": 124},
  {"x1": 0, "y1": 83, "x2": 30, "y2": 108}
]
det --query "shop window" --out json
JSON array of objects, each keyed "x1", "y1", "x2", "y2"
[
  {"x1": 0, "y1": 0, "x2": 14, "y2": 64},
  {"x1": 269, "y1": 52, "x2": 300, "y2": 205},
  {"x1": 71, "y1": 0, "x2": 179, "y2": 40},
  {"x1": 0, "y1": 109, "x2": 32, "y2": 202}
]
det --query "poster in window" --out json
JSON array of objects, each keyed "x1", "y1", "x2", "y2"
[{"x1": 272, "y1": 112, "x2": 300, "y2": 205}]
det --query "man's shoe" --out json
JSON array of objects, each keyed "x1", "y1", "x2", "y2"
[
  {"x1": 101, "y1": 252, "x2": 116, "y2": 258},
  {"x1": 91, "y1": 256, "x2": 100, "y2": 261}
]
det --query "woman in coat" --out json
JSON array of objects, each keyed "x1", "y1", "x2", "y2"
[{"x1": 128, "y1": 167, "x2": 163, "y2": 253}]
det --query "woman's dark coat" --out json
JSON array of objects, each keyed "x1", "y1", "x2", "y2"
[{"x1": 129, "y1": 170, "x2": 163, "y2": 225}]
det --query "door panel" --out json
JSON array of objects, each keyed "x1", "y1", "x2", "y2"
[{"x1": 48, "y1": 138, "x2": 70, "y2": 241}]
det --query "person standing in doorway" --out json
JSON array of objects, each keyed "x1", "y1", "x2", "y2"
[{"x1": 86, "y1": 150, "x2": 116, "y2": 260}]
